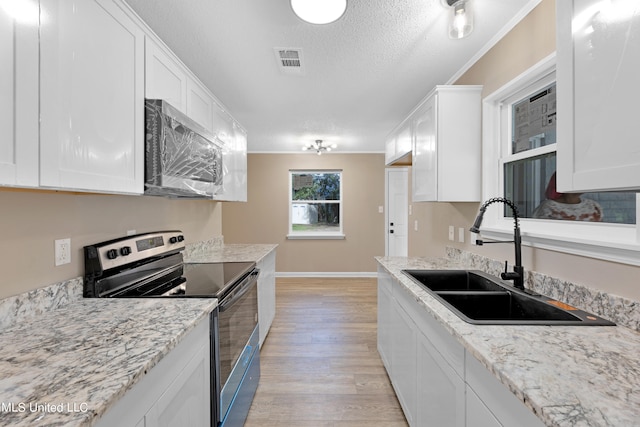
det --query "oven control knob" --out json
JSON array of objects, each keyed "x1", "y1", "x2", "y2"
[
  {"x1": 177, "y1": 235, "x2": 184, "y2": 242},
  {"x1": 120, "y1": 246, "x2": 132, "y2": 256},
  {"x1": 106, "y1": 249, "x2": 118, "y2": 260},
  {"x1": 169, "y1": 236, "x2": 178, "y2": 244}
]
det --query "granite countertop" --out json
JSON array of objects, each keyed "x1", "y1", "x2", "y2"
[
  {"x1": 376, "y1": 256, "x2": 640, "y2": 427},
  {"x1": 184, "y1": 242, "x2": 278, "y2": 264},
  {"x1": 0, "y1": 297, "x2": 216, "y2": 426}
]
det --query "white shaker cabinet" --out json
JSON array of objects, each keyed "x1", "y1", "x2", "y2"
[
  {"x1": 145, "y1": 37, "x2": 188, "y2": 114},
  {"x1": 0, "y1": 6, "x2": 38, "y2": 187},
  {"x1": 377, "y1": 266, "x2": 393, "y2": 370},
  {"x1": 39, "y1": 0, "x2": 145, "y2": 194},
  {"x1": 257, "y1": 249, "x2": 276, "y2": 348},
  {"x1": 385, "y1": 120, "x2": 412, "y2": 166},
  {"x1": 145, "y1": 36, "x2": 216, "y2": 134},
  {"x1": 187, "y1": 78, "x2": 215, "y2": 134},
  {"x1": 556, "y1": 1, "x2": 640, "y2": 192},
  {"x1": 412, "y1": 86, "x2": 482, "y2": 202},
  {"x1": 212, "y1": 102, "x2": 248, "y2": 202}
]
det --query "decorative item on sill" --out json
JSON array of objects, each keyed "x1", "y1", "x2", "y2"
[
  {"x1": 302, "y1": 140, "x2": 337, "y2": 155},
  {"x1": 444, "y1": 0, "x2": 474, "y2": 39}
]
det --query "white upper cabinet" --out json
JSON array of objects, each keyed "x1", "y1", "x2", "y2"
[
  {"x1": 385, "y1": 120, "x2": 412, "y2": 166},
  {"x1": 412, "y1": 86, "x2": 482, "y2": 202},
  {"x1": 556, "y1": 0, "x2": 640, "y2": 192},
  {"x1": 40, "y1": 0, "x2": 145, "y2": 194},
  {"x1": 0, "y1": 5, "x2": 38, "y2": 187},
  {"x1": 186, "y1": 78, "x2": 215, "y2": 134},
  {"x1": 212, "y1": 102, "x2": 247, "y2": 202},
  {"x1": 145, "y1": 37, "x2": 188, "y2": 113}
]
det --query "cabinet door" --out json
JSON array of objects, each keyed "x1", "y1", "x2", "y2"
[
  {"x1": 257, "y1": 250, "x2": 276, "y2": 348},
  {"x1": 390, "y1": 301, "x2": 417, "y2": 426},
  {"x1": 0, "y1": 6, "x2": 38, "y2": 187},
  {"x1": 40, "y1": 0, "x2": 145, "y2": 194},
  {"x1": 557, "y1": 0, "x2": 640, "y2": 191},
  {"x1": 186, "y1": 78, "x2": 215, "y2": 133},
  {"x1": 212, "y1": 102, "x2": 247, "y2": 201},
  {"x1": 376, "y1": 268, "x2": 393, "y2": 370},
  {"x1": 145, "y1": 344, "x2": 210, "y2": 427},
  {"x1": 412, "y1": 93, "x2": 437, "y2": 202},
  {"x1": 145, "y1": 38, "x2": 187, "y2": 113},
  {"x1": 466, "y1": 386, "x2": 502, "y2": 427},
  {"x1": 416, "y1": 331, "x2": 465, "y2": 427}
]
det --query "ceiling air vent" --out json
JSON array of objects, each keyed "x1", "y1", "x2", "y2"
[{"x1": 274, "y1": 48, "x2": 305, "y2": 75}]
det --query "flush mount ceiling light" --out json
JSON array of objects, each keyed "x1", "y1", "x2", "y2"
[
  {"x1": 290, "y1": 0, "x2": 347, "y2": 25},
  {"x1": 444, "y1": 0, "x2": 474, "y2": 39},
  {"x1": 302, "y1": 140, "x2": 337, "y2": 155}
]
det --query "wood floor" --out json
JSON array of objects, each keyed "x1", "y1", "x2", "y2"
[{"x1": 244, "y1": 277, "x2": 408, "y2": 427}]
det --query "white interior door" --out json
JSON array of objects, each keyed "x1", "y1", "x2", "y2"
[{"x1": 386, "y1": 168, "x2": 408, "y2": 256}]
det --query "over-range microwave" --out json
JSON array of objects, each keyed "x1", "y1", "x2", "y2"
[{"x1": 144, "y1": 99, "x2": 223, "y2": 198}]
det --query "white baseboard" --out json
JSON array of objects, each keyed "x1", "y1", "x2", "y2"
[{"x1": 276, "y1": 271, "x2": 377, "y2": 278}]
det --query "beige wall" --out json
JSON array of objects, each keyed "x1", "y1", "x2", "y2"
[
  {"x1": 0, "y1": 189, "x2": 221, "y2": 299},
  {"x1": 409, "y1": 0, "x2": 640, "y2": 301},
  {"x1": 222, "y1": 153, "x2": 386, "y2": 274}
]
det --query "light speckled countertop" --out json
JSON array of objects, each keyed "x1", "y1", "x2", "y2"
[
  {"x1": 0, "y1": 298, "x2": 216, "y2": 427},
  {"x1": 0, "y1": 241, "x2": 277, "y2": 427},
  {"x1": 184, "y1": 242, "x2": 278, "y2": 264},
  {"x1": 376, "y1": 256, "x2": 640, "y2": 427}
]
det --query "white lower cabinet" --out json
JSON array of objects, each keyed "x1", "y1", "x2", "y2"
[
  {"x1": 377, "y1": 267, "x2": 393, "y2": 369},
  {"x1": 257, "y1": 250, "x2": 277, "y2": 348},
  {"x1": 377, "y1": 270, "x2": 544, "y2": 427},
  {"x1": 390, "y1": 301, "x2": 417, "y2": 425},
  {"x1": 465, "y1": 354, "x2": 544, "y2": 427},
  {"x1": 95, "y1": 316, "x2": 210, "y2": 427},
  {"x1": 416, "y1": 330, "x2": 465, "y2": 427}
]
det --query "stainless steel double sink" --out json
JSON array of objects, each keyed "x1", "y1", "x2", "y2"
[{"x1": 401, "y1": 270, "x2": 615, "y2": 326}]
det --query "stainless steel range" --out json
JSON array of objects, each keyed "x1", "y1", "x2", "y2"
[{"x1": 83, "y1": 231, "x2": 260, "y2": 427}]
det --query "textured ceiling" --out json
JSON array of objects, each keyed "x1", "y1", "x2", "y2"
[{"x1": 125, "y1": 0, "x2": 539, "y2": 152}]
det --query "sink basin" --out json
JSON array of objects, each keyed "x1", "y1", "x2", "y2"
[
  {"x1": 402, "y1": 270, "x2": 505, "y2": 292},
  {"x1": 401, "y1": 270, "x2": 615, "y2": 326}
]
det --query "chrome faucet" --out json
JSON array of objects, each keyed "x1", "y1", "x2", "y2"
[{"x1": 470, "y1": 197, "x2": 524, "y2": 290}]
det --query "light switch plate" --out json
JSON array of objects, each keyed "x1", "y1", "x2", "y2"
[
  {"x1": 458, "y1": 227, "x2": 465, "y2": 243},
  {"x1": 448, "y1": 225, "x2": 455, "y2": 241}
]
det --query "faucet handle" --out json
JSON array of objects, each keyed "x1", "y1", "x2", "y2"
[{"x1": 503, "y1": 260, "x2": 508, "y2": 274}]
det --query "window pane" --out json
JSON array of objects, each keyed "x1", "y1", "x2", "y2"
[
  {"x1": 292, "y1": 173, "x2": 340, "y2": 201},
  {"x1": 504, "y1": 153, "x2": 636, "y2": 224},
  {"x1": 512, "y1": 83, "x2": 557, "y2": 154},
  {"x1": 291, "y1": 202, "x2": 340, "y2": 232}
]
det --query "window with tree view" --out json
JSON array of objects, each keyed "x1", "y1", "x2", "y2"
[
  {"x1": 502, "y1": 82, "x2": 636, "y2": 225},
  {"x1": 289, "y1": 171, "x2": 342, "y2": 237}
]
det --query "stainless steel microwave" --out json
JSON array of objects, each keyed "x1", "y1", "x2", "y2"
[{"x1": 144, "y1": 99, "x2": 223, "y2": 198}]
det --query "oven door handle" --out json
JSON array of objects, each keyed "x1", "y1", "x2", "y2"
[{"x1": 219, "y1": 269, "x2": 259, "y2": 312}]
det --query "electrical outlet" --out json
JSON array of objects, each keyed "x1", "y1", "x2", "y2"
[
  {"x1": 470, "y1": 231, "x2": 477, "y2": 245},
  {"x1": 448, "y1": 225, "x2": 455, "y2": 241},
  {"x1": 127, "y1": 229, "x2": 137, "y2": 236},
  {"x1": 55, "y1": 238, "x2": 71, "y2": 266},
  {"x1": 378, "y1": 206, "x2": 383, "y2": 214},
  {"x1": 458, "y1": 227, "x2": 465, "y2": 243},
  {"x1": 414, "y1": 220, "x2": 419, "y2": 231}
]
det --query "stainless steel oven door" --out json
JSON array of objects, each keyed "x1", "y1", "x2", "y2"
[{"x1": 216, "y1": 269, "x2": 259, "y2": 422}]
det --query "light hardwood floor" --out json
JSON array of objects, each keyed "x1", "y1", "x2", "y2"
[{"x1": 244, "y1": 277, "x2": 408, "y2": 427}]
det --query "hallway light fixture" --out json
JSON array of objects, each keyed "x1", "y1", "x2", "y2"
[
  {"x1": 445, "y1": 0, "x2": 474, "y2": 39},
  {"x1": 302, "y1": 140, "x2": 337, "y2": 155},
  {"x1": 290, "y1": 0, "x2": 347, "y2": 25}
]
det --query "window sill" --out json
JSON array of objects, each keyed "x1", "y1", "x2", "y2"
[
  {"x1": 286, "y1": 233, "x2": 345, "y2": 240},
  {"x1": 479, "y1": 220, "x2": 640, "y2": 267}
]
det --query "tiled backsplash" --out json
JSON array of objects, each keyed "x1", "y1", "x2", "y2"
[{"x1": 447, "y1": 247, "x2": 640, "y2": 332}]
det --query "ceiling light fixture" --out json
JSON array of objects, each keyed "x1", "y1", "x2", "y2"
[
  {"x1": 290, "y1": 0, "x2": 347, "y2": 25},
  {"x1": 302, "y1": 140, "x2": 337, "y2": 155},
  {"x1": 445, "y1": 0, "x2": 474, "y2": 39}
]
